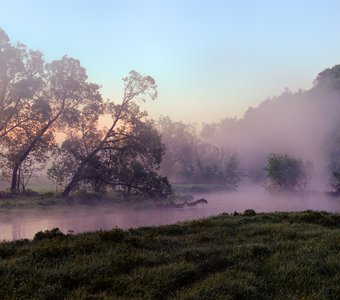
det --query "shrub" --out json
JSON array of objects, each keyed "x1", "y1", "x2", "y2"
[
  {"x1": 33, "y1": 228, "x2": 65, "y2": 240},
  {"x1": 264, "y1": 154, "x2": 313, "y2": 192},
  {"x1": 98, "y1": 228, "x2": 125, "y2": 242},
  {"x1": 243, "y1": 209, "x2": 256, "y2": 216}
]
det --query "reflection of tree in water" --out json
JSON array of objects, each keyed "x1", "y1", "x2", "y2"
[{"x1": 11, "y1": 216, "x2": 24, "y2": 240}]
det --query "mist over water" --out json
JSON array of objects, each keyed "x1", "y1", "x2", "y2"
[
  {"x1": 205, "y1": 88, "x2": 340, "y2": 189},
  {"x1": 1, "y1": 185, "x2": 339, "y2": 241},
  {"x1": 1, "y1": 32, "x2": 340, "y2": 243}
]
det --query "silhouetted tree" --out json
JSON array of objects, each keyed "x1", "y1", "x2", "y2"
[
  {"x1": 0, "y1": 29, "x2": 45, "y2": 140},
  {"x1": 50, "y1": 71, "x2": 171, "y2": 197},
  {"x1": 8, "y1": 56, "x2": 102, "y2": 193},
  {"x1": 313, "y1": 64, "x2": 340, "y2": 90}
]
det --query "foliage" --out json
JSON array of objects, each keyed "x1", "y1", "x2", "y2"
[
  {"x1": 0, "y1": 29, "x2": 171, "y2": 197},
  {"x1": 243, "y1": 209, "x2": 256, "y2": 216},
  {"x1": 264, "y1": 154, "x2": 313, "y2": 192},
  {"x1": 327, "y1": 128, "x2": 340, "y2": 192},
  {"x1": 158, "y1": 116, "x2": 244, "y2": 186},
  {"x1": 47, "y1": 72, "x2": 172, "y2": 197},
  {"x1": 313, "y1": 64, "x2": 340, "y2": 90},
  {"x1": 33, "y1": 228, "x2": 65, "y2": 240},
  {"x1": 0, "y1": 29, "x2": 102, "y2": 194},
  {"x1": 0, "y1": 211, "x2": 339, "y2": 299}
]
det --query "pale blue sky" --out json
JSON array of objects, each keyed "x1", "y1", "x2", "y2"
[{"x1": 1, "y1": 0, "x2": 340, "y2": 122}]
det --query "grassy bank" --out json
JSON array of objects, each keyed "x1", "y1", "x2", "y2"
[
  {"x1": 0, "y1": 193, "x2": 60, "y2": 210},
  {"x1": 0, "y1": 192, "x2": 164, "y2": 211},
  {"x1": 0, "y1": 211, "x2": 339, "y2": 299}
]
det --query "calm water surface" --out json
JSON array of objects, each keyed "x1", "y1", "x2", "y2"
[{"x1": 1, "y1": 189, "x2": 339, "y2": 241}]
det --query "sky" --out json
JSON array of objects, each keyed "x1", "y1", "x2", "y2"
[{"x1": 0, "y1": 0, "x2": 340, "y2": 123}]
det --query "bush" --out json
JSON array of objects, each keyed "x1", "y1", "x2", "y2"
[
  {"x1": 34, "y1": 228, "x2": 65, "y2": 240},
  {"x1": 243, "y1": 209, "x2": 256, "y2": 216},
  {"x1": 264, "y1": 154, "x2": 313, "y2": 192},
  {"x1": 98, "y1": 228, "x2": 125, "y2": 242}
]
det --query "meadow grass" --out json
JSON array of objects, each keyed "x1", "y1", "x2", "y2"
[{"x1": 0, "y1": 210, "x2": 339, "y2": 299}]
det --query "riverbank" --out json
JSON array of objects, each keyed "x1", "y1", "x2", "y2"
[
  {"x1": 0, "y1": 183, "x2": 233, "y2": 211},
  {"x1": 0, "y1": 211, "x2": 339, "y2": 299},
  {"x1": 0, "y1": 192, "x2": 177, "y2": 211}
]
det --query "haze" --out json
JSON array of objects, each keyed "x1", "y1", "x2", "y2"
[
  {"x1": 1, "y1": 187, "x2": 339, "y2": 241},
  {"x1": 1, "y1": 2, "x2": 340, "y2": 242}
]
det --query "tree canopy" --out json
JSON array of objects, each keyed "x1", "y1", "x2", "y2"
[
  {"x1": 264, "y1": 154, "x2": 313, "y2": 192},
  {"x1": 313, "y1": 64, "x2": 340, "y2": 90},
  {"x1": 158, "y1": 116, "x2": 243, "y2": 187},
  {"x1": 0, "y1": 29, "x2": 171, "y2": 197}
]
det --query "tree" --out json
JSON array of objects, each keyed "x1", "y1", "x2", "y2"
[
  {"x1": 0, "y1": 28, "x2": 45, "y2": 140},
  {"x1": 1, "y1": 29, "x2": 170, "y2": 197},
  {"x1": 5, "y1": 55, "x2": 102, "y2": 194},
  {"x1": 313, "y1": 64, "x2": 340, "y2": 90},
  {"x1": 97, "y1": 121, "x2": 172, "y2": 196},
  {"x1": 2, "y1": 128, "x2": 55, "y2": 193},
  {"x1": 223, "y1": 152, "x2": 243, "y2": 187},
  {"x1": 49, "y1": 119, "x2": 172, "y2": 197},
  {"x1": 328, "y1": 131, "x2": 340, "y2": 192},
  {"x1": 0, "y1": 29, "x2": 103, "y2": 194},
  {"x1": 158, "y1": 116, "x2": 198, "y2": 182},
  {"x1": 51, "y1": 70, "x2": 171, "y2": 197},
  {"x1": 158, "y1": 116, "x2": 243, "y2": 186},
  {"x1": 264, "y1": 154, "x2": 313, "y2": 192}
]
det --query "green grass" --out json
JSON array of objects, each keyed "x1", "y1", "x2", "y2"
[
  {"x1": 0, "y1": 194, "x2": 59, "y2": 211},
  {"x1": 0, "y1": 210, "x2": 339, "y2": 299}
]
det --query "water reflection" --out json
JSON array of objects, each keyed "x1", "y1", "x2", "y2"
[
  {"x1": 1, "y1": 190, "x2": 339, "y2": 241},
  {"x1": 0, "y1": 206, "x2": 210, "y2": 241}
]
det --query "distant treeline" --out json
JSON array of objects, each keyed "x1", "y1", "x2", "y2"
[
  {"x1": 167, "y1": 65, "x2": 340, "y2": 191},
  {"x1": 158, "y1": 65, "x2": 340, "y2": 192}
]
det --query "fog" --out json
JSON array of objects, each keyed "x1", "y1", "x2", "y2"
[
  {"x1": 1, "y1": 32, "x2": 340, "y2": 242},
  {"x1": 203, "y1": 80, "x2": 340, "y2": 190},
  {"x1": 158, "y1": 68, "x2": 340, "y2": 196},
  {"x1": 1, "y1": 185, "x2": 339, "y2": 241}
]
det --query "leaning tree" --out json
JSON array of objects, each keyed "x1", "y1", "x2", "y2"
[
  {"x1": 48, "y1": 70, "x2": 172, "y2": 197},
  {"x1": 6, "y1": 55, "x2": 102, "y2": 194}
]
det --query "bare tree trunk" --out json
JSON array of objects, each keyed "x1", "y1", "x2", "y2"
[
  {"x1": 61, "y1": 74, "x2": 153, "y2": 197},
  {"x1": 9, "y1": 116, "x2": 61, "y2": 194},
  {"x1": 61, "y1": 175, "x2": 80, "y2": 197},
  {"x1": 17, "y1": 166, "x2": 21, "y2": 193},
  {"x1": 10, "y1": 163, "x2": 19, "y2": 194},
  {"x1": 61, "y1": 119, "x2": 119, "y2": 197}
]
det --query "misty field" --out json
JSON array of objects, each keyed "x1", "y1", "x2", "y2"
[{"x1": 0, "y1": 211, "x2": 339, "y2": 299}]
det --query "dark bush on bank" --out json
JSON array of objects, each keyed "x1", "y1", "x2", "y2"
[{"x1": 34, "y1": 228, "x2": 65, "y2": 240}]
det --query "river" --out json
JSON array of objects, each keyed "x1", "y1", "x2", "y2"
[{"x1": 1, "y1": 188, "x2": 339, "y2": 241}]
